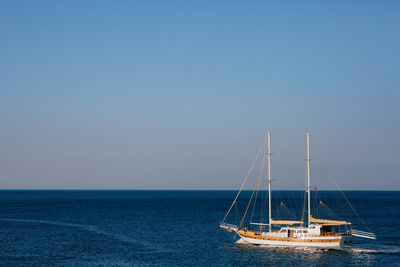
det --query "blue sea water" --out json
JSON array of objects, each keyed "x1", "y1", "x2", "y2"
[{"x1": 0, "y1": 190, "x2": 399, "y2": 266}]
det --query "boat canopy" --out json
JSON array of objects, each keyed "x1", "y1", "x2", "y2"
[
  {"x1": 309, "y1": 215, "x2": 350, "y2": 225},
  {"x1": 270, "y1": 219, "x2": 302, "y2": 225}
]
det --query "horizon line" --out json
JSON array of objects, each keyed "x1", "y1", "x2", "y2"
[{"x1": 0, "y1": 189, "x2": 399, "y2": 191}]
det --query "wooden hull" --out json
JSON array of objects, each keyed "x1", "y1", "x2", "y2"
[{"x1": 237, "y1": 233, "x2": 351, "y2": 248}]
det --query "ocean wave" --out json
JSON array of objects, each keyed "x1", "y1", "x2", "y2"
[
  {"x1": 0, "y1": 218, "x2": 147, "y2": 248},
  {"x1": 345, "y1": 244, "x2": 400, "y2": 255}
]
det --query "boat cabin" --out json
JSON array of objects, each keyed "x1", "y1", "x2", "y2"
[{"x1": 279, "y1": 225, "x2": 323, "y2": 237}]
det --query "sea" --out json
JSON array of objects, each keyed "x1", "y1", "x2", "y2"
[{"x1": 0, "y1": 190, "x2": 399, "y2": 266}]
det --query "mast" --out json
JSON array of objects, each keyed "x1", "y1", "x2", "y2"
[
  {"x1": 267, "y1": 131, "x2": 272, "y2": 232},
  {"x1": 307, "y1": 131, "x2": 311, "y2": 227}
]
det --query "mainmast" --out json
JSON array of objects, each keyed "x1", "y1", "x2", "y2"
[
  {"x1": 306, "y1": 131, "x2": 311, "y2": 227},
  {"x1": 267, "y1": 131, "x2": 272, "y2": 232}
]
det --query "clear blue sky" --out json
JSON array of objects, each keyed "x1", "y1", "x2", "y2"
[{"x1": 0, "y1": 1, "x2": 399, "y2": 189}]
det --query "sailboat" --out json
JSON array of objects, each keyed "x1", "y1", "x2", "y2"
[{"x1": 220, "y1": 131, "x2": 376, "y2": 248}]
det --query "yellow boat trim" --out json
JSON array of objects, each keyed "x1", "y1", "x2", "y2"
[
  {"x1": 270, "y1": 219, "x2": 301, "y2": 225},
  {"x1": 309, "y1": 215, "x2": 350, "y2": 225},
  {"x1": 237, "y1": 231, "x2": 341, "y2": 243}
]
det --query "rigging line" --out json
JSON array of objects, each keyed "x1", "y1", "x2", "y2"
[
  {"x1": 258, "y1": 183, "x2": 265, "y2": 232},
  {"x1": 240, "y1": 155, "x2": 266, "y2": 228},
  {"x1": 249, "y1": 173, "x2": 261, "y2": 224},
  {"x1": 302, "y1": 191, "x2": 307, "y2": 221},
  {"x1": 259, "y1": 188, "x2": 267, "y2": 232},
  {"x1": 259, "y1": 188, "x2": 264, "y2": 232},
  {"x1": 262, "y1": 188, "x2": 268, "y2": 231},
  {"x1": 314, "y1": 188, "x2": 318, "y2": 218},
  {"x1": 327, "y1": 170, "x2": 371, "y2": 231},
  {"x1": 319, "y1": 201, "x2": 344, "y2": 220},
  {"x1": 234, "y1": 202, "x2": 238, "y2": 225},
  {"x1": 302, "y1": 163, "x2": 307, "y2": 221},
  {"x1": 287, "y1": 190, "x2": 298, "y2": 219},
  {"x1": 275, "y1": 191, "x2": 279, "y2": 220},
  {"x1": 311, "y1": 139, "x2": 372, "y2": 232},
  {"x1": 260, "y1": 188, "x2": 268, "y2": 230},
  {"x1": 280, "y1": 201, "x2": 297, "y2": 219},
  {"x1": 260, "y1": 140, "x2": 268, "y2": 232},
  {"x1": 264, "y1": 189, "x2": 269, "y2": 225},
  {"x1": 221, "y1": 137, "x2": 267, "y2": 223}
]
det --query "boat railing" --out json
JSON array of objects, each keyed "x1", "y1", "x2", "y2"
[
  {"x1": 261, "y1": 232, "x2": 282, "y2": 238},
  {"x1": 351, "y1": 230, "x2": 376, "y2": 240},
  {"x1": 305, "y1": 232, "x2": 344, "y2": 237}
]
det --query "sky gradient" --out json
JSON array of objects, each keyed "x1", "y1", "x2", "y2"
[{"x1": 1, "y1": 1, "x2": 399, "y2": 189}]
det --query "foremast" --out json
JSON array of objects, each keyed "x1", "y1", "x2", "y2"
[
  {"x1": 267, "y1": 131, "x2": 272, "y2": 232},
  {"x1": 307, "y1": 131, "x2": 311, "y2": 227}
]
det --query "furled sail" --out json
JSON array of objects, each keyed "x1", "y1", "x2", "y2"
[
  {"x1": 309, "y1": 215, "x2": 350, "y2": 225},
  {"x1": 270, "y1": 219, "x2": 301, "y2": 225}
]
